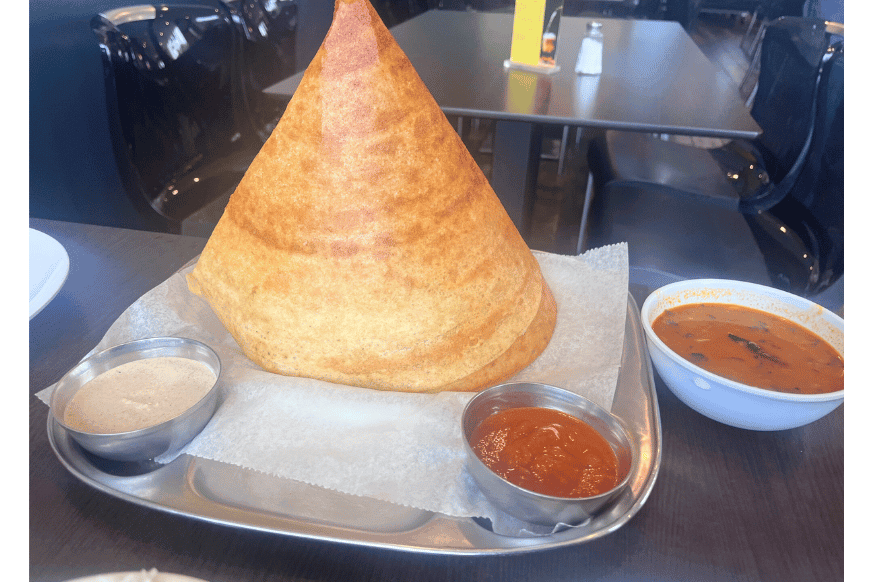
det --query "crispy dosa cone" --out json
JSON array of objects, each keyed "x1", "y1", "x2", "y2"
[{"x1": 187, "y1": 0, "x2": 556, "y2": 393}]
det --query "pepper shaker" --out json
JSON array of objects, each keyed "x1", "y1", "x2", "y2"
[{"x1": 575, "y1": 21, "x2": 603, "y2": 76}]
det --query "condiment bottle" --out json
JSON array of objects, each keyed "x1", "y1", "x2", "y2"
[{"x1": 575, "y1": 21, "x2": 603, "y2": 76}]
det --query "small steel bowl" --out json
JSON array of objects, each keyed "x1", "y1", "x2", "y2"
[
  {"x1": 461, "y1": 382, "x2": 634, "y2": 527},
  {"x1": 50, "y1": 337, "x2": 221, "y2": 461},
  {"x1": 641, "y1": 279, "x2": 844, "y2": 431}
]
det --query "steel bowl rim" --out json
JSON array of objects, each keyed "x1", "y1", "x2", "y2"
[
  {"x1": 461, "y1": 382, "x2": 635, "y2": 502},
  {"x1": 50, "y1": 336, "x2": 222, "y2": 438},
  {"x1": 640, "y1": 279, "x2": 844, "y2": 403}
]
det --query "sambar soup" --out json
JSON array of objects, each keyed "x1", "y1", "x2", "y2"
[{"x1": 652, "y1": 303, "x2": 843, "y2": 395}]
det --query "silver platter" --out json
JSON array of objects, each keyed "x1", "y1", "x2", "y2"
[{"x1": 47, "y1": 293, "x2": 661, "y2": 556}]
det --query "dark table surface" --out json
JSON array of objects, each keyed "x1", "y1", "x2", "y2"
[
  {"x1": 30, "y1": 217, "x2": 842, "y2": 582},
  {"x1": 265, "y1": 10, "x2": 761, "y2": 244},
  {"x1": 266, "y1": 10, "x2": 760, "y2": 138}
]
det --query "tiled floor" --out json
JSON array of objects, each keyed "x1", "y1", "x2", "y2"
[{"x1": 691, "y1": 12, "x2": 759, "y2": 88}]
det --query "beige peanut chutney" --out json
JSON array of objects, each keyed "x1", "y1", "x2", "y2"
[{"x1": 63, "y1": 356, "x2": 216, "y2": 434}]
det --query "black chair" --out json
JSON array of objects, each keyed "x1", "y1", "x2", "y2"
[
  {"x1": 746, "y1": 40, "x2": 844, "y2": 295},
  {"x1": 584, "y1": 17, "x2": 844, "y2": 298},
  {"x1": 92, "y1": 3, "x2": 261, "y2": 232},
  {"x1": 221, "y1": 0, "x2": 299, "y2": 142},
  {"x1": 735, "y1": 1, "x2": 812, "y2": 97}
]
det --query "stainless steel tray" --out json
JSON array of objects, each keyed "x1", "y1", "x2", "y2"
[{"x1": 47, "y1": 293, "x2": 661, "y2": 556}]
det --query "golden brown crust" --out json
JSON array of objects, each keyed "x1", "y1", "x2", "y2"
[
  {"x1": 436, "y1": 274, "x2": 558, "y2": 393},
  {"x1": 187, "y1": 0, "x2": 556, "y2": 392}
]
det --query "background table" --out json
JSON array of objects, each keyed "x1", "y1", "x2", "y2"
[
  {"x1": 29, "y1": 217, "x2": 842, "y2": 582},
  {"x1": 265, "y1": 11, "x2": 761, "y2": 241}
]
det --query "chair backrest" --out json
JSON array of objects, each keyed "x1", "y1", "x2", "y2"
[
  {"x1": 791, "y1": 42, "x2": 843, "y2": 210},
  {"x1": 790, "y1": 42, "x2": 844, "y2": 291},
  {"x1": 222, "y1": 0, "x2": 299, "y2": 141},
  {"x1": 750, "y1": 16, "x2": 839, "y2": 184},
  {"x1": 92, "y1": 3, "x2": 259, "y2": 226},
  {"x1": 746, "y1": 40, "x2": 843, "y2": 296}
]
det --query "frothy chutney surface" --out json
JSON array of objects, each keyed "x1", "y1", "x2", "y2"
[{"x1": 63, "y1": 356, "x2": 216, "y2": 433}]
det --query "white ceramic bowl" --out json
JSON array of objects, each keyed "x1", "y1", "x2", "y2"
[{"x1": 640, "y1": 279, "x2": 844, "y2": 431}]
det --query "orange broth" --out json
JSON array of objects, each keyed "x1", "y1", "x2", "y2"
[
  {"x1": 652, "y1": 303, "x2": 843, "y2": 394},
  {"x1": 470, "y1": 407, "x2": 620, "y2": 498}
]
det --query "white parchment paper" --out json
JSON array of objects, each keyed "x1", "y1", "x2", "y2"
[{"x1": 38, "y1": 244, "x2": 628, "y2": 536}]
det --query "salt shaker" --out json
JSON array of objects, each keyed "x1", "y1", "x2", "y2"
[{"x1": 575, "y1": 21, "x2": 603, "y2": 75}]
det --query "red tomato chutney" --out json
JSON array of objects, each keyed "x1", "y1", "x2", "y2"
[
  {"x1": 470, "y1": 407, "x2": 620, "y2": 498},
  {"x1": 652, "y1": 303, "x2": 843, "y2": 394}
]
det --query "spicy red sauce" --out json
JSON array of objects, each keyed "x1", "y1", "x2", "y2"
[{"x1": 470, "y1": 406, "x2": 620, "y2": 498}]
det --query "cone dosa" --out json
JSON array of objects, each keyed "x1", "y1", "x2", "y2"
[{"x1": 187, "y1": 0, "x2": 556, "y2": 393}]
